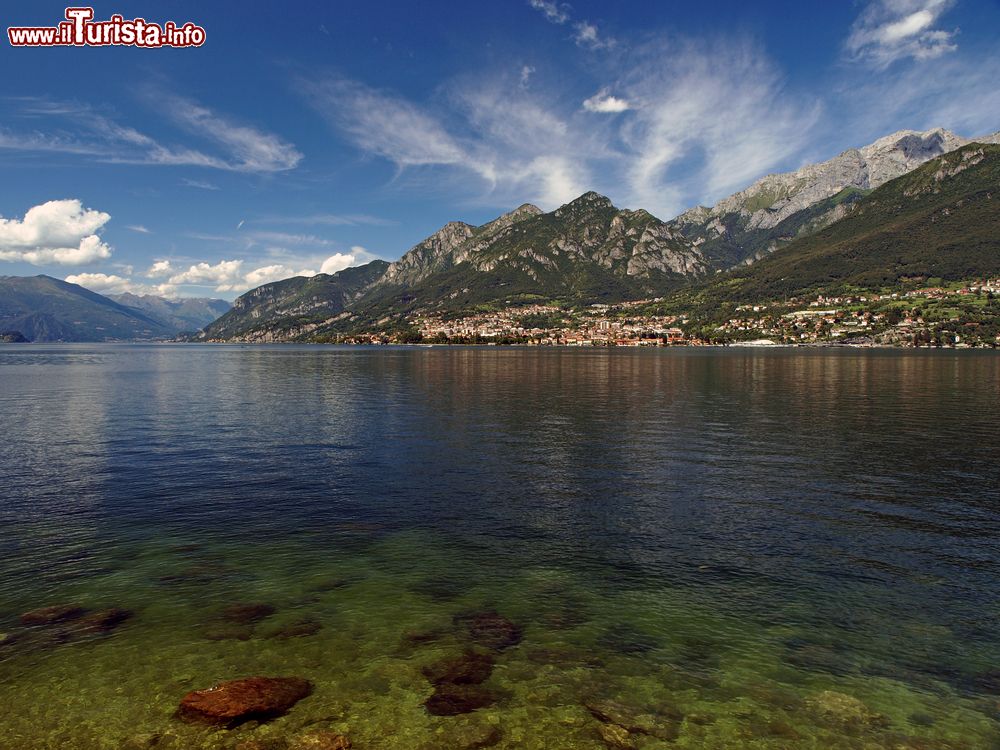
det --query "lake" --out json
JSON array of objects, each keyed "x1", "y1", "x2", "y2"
[{"x1": 1, "y1": 344, "x2": 999, "y2": 750}]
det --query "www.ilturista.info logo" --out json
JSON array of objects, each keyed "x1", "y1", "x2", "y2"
[{"x1": 7, "y1": 7, "x2": 206, "y2": 47}]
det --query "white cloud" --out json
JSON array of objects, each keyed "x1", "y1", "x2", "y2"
[
  {"x1": 320, "y1": 252, "x2": 357, "y2": 274},
  {"x1": 830, "y1": 42, "x2": 1000, "y2": 145},
  {"x1": 64, "y1": 272, "x2": 176, "y2": 297},
  {"x1": 0, "y1": 96, "x2": 301, "y2": 174},
  {"x1": 181, "y1": 178, "x2": 221, "y2": 190},
  {"x1": 303, "y1": 72, "x2": 604, "y2": 208},
  {"x1": 0, "y1": 199, "x2": 113, "y2": 265},
  {"x1": 846, "y1": 0, "x2": 957, "y2": 68},
  {"x1": 616, "y1": 37, "x2": 820, "y2": 216},
  {"x1": 126, "y1": 224, "x2": 151, "y2": 234},
  {"x1": 252, "y1": 213, "x2": 395, "y2": 227},
  {"x1": 520, "y1": 65, "x2": 536, "y2": 88},
  {"x1": 166, "y1": 258, "x2": 323, "y2": 293},
  {"x1": 242, "y1": 264, "x2": 315, "y2": 288},
  {"x1": 146, "y1": 259, "x2": 175, "y2": 278},
  {"x1": 573, "y1": 21, "x2": 614, "y2": 50},
  {"x1": 159, "y1": 94, "x2": 303, "y2": 173},
  {"x1": 301, "y1": 78, "x2": 483, "y2": 177},
  {"x1": 583, "y1": 89, "x2": 631, "y2": 113},
  {"x1": 526, "y1": 1, "x2": 614, "y2": 50},
  {"x1": 527, "y1": 0, "x2": 570, "y2": 25}
]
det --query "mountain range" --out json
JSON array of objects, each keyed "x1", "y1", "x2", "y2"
[
  {"x1": 197, "y1": 127, "x2": 1000, "y2": 342},
  {"x1": 2, "y1": 126, "x2": 996, "y2": 343},
  {"x1": 0, "y1": 276, "x2": 229, "y2": 342}
]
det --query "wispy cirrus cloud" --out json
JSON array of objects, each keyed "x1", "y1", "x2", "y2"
[
  {"x1": 846, "y1": 0, "x2": 958, "y2": 68},
  {"x1": 297, "y1": 33, "x2": 819, "y2": 218},
  {"x1": 526, "y1": 0, "x2": 615, "y2": 50},
  {"x1": 616, "y1": 37, "x2": 821, "y2": 215},
  {"x1": 299, "y1": 71, "x2": 604, "y2": 207},
  {"x1": 181, "y1": 178, "x2": 221, "y2": 190},
  {"x1": 0, "y1": 95, "x2": 301, "y2": 173},
  {"x1": 527, "y1": 0, "x2": 569, "y2": 25},
  {"x1": 153, "y1": 92, "x2": 302, "y2": 172}
]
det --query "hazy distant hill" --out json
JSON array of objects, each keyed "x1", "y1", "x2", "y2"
[
  {"x1": 0, "y1": 275, "x2": 173, "y2": 342},
  {"x1": 197, "y1": 260, "x2": 390, "y2": 342},
  {"x1": 108, "y1": 293, "x2": 231, "y2": 333}
]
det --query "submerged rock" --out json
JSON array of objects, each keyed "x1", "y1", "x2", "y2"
[
  {"x1": 20, "y1": 604, "x2": 85, "y2": 626},
  {"x1": 73, "y1": 608, "x2": 133, "y2": 634},
  {"x1": 596, "y1": 723, "x2": 635, "y2": 749},
  {"x1": 423, "y1": 651, "x2": 495, "y2": 686},
  {"x1": 234, "y1": 740, "x2": 289, "y2": 750},
  {"x1": 401, "y1": 627, "x2": 449, "y2": 647},
  {"x1": 969, "y1": 669, "x2": 1000, "y2": 694},
  {"x1": 222, "y1": 603, "x2": 277, "y2": 624},
  {"x1": 418, "y1": 719, "x2": 502, "y2": 750},
  {"x1": 265, "y1": 618, "x2": 323, "y2": 640},
  {"x1": 805, "y1": 690, "x2": 889, "y2": 729},
  {"x1": 525, "y1": 646, "x2": 605, "y2": 669},
  {"x1": 177, "y1": 676, "x2": 313, "y2": 727},
  {"x1": 289, "y1": 731, "x2": 352, "y2": 749},
  {"x1": 595, "y1": 623, "x2": 659, "y2": 655},
  {"x1": 203, "y1": 623, "x2": 255, "y2": 641},
  {"x1": 411, "y1": 577, "x2": 469, "y2": 602},
  {"x1": 425, "y1": 683, "x2": 498, "y2": 716},
  {"x1": 585, "y1": 698, "x2": 682, "y2": 741},
  {"x1": 457, "y1": 611, "x2": 523, "y2": 650}
]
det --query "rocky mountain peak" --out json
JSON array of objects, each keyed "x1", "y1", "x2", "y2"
[{"x1": 557, "y1": 191, "x2": 616, "y2": 213}]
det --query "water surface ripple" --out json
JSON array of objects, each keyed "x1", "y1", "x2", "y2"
[{"x1": 1, "y1": 345, "x2": 998, "y2": 749}]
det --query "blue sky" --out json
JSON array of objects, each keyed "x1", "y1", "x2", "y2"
[{"x1": 0, "y1": 0, "x2": 998, "y2": 299}]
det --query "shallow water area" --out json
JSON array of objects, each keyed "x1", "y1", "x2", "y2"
[{"x1": 1, "y1": 344, "x2": 999, "y2": 749}]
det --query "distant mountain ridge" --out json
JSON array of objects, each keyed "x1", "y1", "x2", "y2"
[
  {"x1": 108, "y1": 293, "x2": 230, "y2": 333},
  {"x1": 198, "y1": 192, "x2": 707, "y2": 341},
  {"x1": 10, "y1": 125, "x2": 995, "y2": 343},
  {"x1": 669, "y1": 127, "x2": 1000, "y2": 267},
  {"x1": 668, "y1": 142, "x2": 1000, "y2": 311},
  {"x1": 0, "y1": 275, "x2": 173, "y2": 342},
  {"x1": 199, "y1": 261, "x2": 389, "y2": 342},
  {"x1": 199, "y1": 128, "x2": 1000, "y2": 342}
]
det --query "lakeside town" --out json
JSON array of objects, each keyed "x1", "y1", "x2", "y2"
[{"x1": 331, "y1": 279, "x2": 1000, "y2": 348}]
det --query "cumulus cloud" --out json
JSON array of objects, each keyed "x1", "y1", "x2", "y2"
[
  {"x1": 846, "y1": 0, "x2": 958, "y2": 68},
  {"x1": 0, "y1": 199, "x2": 113, "y2": 265},
  {"x1": 165, "y1": 258, "x2": 340, "y2": 292},
  {"x1": 583, "y1": 89, "x2": 631, "y2": 113},
  {"x1": 64, "y1": 272, "x2": 176, "y2": 297},
  {"x1": 320, "y1": 252, "x2": 357, "y2": 274},
  {"x1": 146, "y1": 259, "x2": 175, "y2": 278}
]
